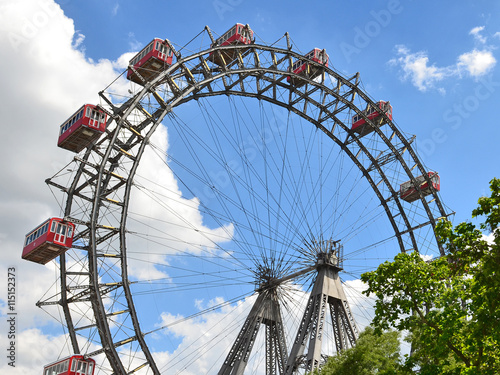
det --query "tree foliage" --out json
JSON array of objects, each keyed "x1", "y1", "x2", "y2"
[
  {"x1": 318, "y1": 326, "x2": 401, "y2": 375},
  {"x1": 361, "y1": 178, "x2": 500, "y2": 374}
]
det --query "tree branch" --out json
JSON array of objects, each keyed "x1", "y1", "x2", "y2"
[{"x1": 409, "y1": 292, "x2": 471, "y2": 367}]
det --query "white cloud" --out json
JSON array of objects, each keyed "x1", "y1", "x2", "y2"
[
  {"x1": 389, "y1": 45, "x2": 452, "y2": 91},
  {"x1": 0, "y1": 329, "x2": 70, "y2": 373},
  {"x1": 482, "y1": 230, "x2": 496, "y2": 244},
  {"x1": 419, "y1": 253, "x2": 434, "y2": 262},
  {"x1": 0, "y1": 328, "x2": 105, "y2": 374},
  {"x1": 458, "y1": 49, "x2": 496, "y2": 77},
  {"x1": 343, "y1": 278, "x2": 373, "y2": 329},
  {"x1": 0, "y1": 0, "x2": 115, "y2": 332},
  {"x1": 0, "y1": 0, "x2": 146, "y2": 372},
  {"x1": 155, "y1": 295, "x2": 255, "y2": 373},
  {"x1": 390, "y1": 27, "x2": 498, "y2": 91},
  {"x1": 113, "y1": 51, "x2": 136, "y2": 70},
  {"x1": 390, "y1": 43, "x2": 497, "y2": 92},
  {"x1": 470, "y1": 26, "x2": 485, "y2": 34},
  {"x1": 112, "y1": 3, "x2": 120, "y2": 16},
  {"x1": 152, "y1": 280, "x2": 374, "y2": 375},
  {"x1": 125, "y1": 124, "x2": 235, "y2": 281},
  {"x1": 72, "y1": 31, "x2": 85, "y2": 49},
  {"x1": 128, "y1": 32, "x2": 143, "y2": 52},
  {"x1": 470, "y1": 25, "x2": 487, "y2": 44}
]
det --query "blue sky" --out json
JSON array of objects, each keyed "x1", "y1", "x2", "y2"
[{"x1": 1, "y1": 0, "x2": 499, "y2": 374}]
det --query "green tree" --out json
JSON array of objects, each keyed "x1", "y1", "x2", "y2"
[
  {"x1": 361, "y1": 178, "x2": 500, "y2": 374},
  {"x1": 318, "y1": 326, "x2": 402, "y2": 375}
]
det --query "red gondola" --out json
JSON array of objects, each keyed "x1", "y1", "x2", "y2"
[
  {"x1": 400, "y1": 172, "x2": 440, "y2": 203},
  {"x1": 43, "y1": 355, "x2": 95, "y2": 375},
  {"x1": 127, "y1": 38, "x2": 173, "y2": 85},
  {"x1": 208, "y1": 23, "x2": 254, "y2": 66},
  {"x1": 58, "y1": 104, "x2": 107, "y2": 153},
  {"x1": 287, "y1": 48, "x2": 329, "y2": 87},
  {"x1": 351, "y1": 101, "x2": 392, "y2": 136},
  {"x1": 22, "y1": 218, "x2": 75, "y2": 265}
]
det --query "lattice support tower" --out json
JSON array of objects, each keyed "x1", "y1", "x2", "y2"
[
  {"x1": 285, "y1": 241, "x2": 358, "y2": 374},
  {"x1": 219, "y1": 277, "x2": 288, "y2": 375}
]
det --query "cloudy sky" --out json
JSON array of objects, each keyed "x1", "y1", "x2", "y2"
[{"x1": 1, "y1": 0, "x2": 499, "y2": 374}]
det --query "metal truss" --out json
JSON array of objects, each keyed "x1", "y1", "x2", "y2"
[
  {"x1": 219, "y1": 286, "x2": 287, "y2": 375},
  {"x1": 285, "y1": 249, "x2": 357, "y2": 374}
]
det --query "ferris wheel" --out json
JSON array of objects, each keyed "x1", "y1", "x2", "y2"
[{"x1": 27, "y1": 24, "x2": 450, "y2": 374}]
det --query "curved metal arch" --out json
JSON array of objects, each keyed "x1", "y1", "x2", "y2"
[
  {"x1": 149, "y1": 42, "x2": 448, "y2": 249},
  {"x1": 53, "y1": 144, "x2": 107, "y2": 356},
  {"x1": 160, "y1": 42, "x2": 447, "y2": 219},
  {"x1": 53, "y1": 81, "x2": 165, "y2": 373},
  {"x1": 90, "y1": 83, "x2": 167, "y2": 373},
  {"x1": 115, "y1": 105, "x2": 173, "y2": 375},
  {"x1": 144, "y1": 49, "x2": 431, "y2": 252},
  {"x1": 87, "y1": 103, "x2": 141, "y2": 373},
  {"x1": 55, "y1": 37, "x2": 450, "y2": 374}
]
